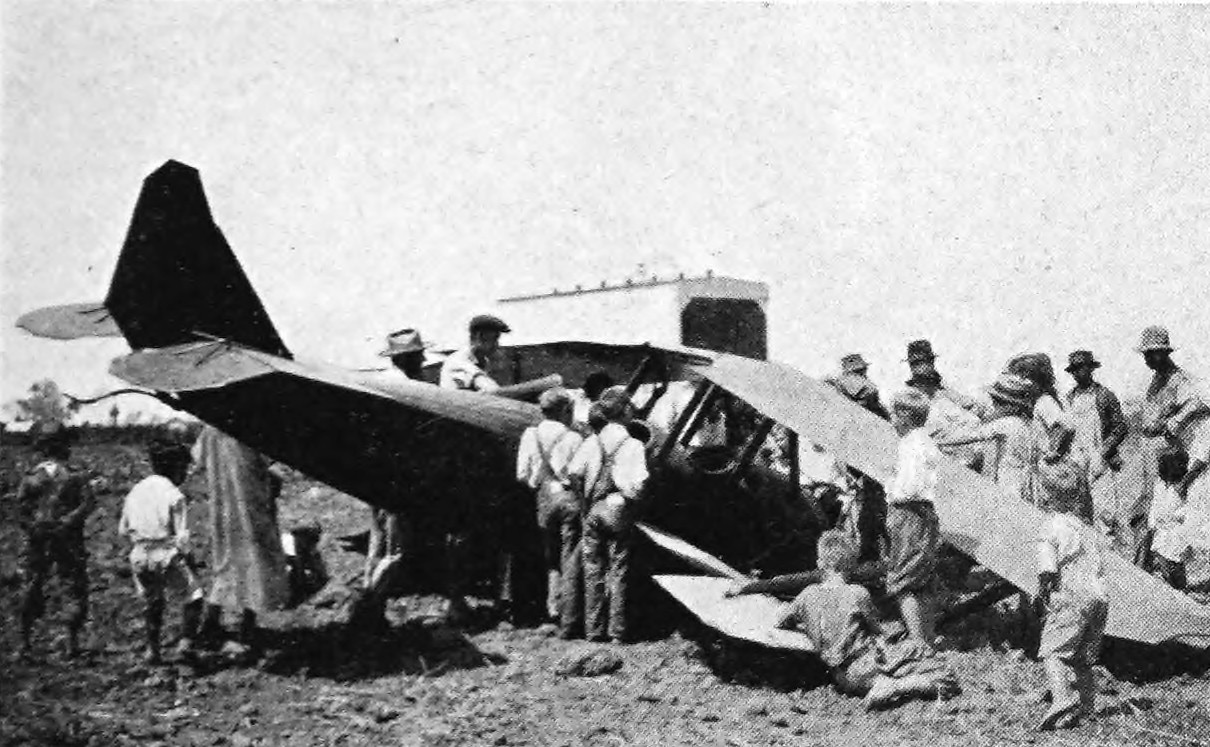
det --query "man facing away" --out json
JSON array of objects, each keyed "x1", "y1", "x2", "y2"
[
  {"x1": 17, "y1": 422, "x2": 95, "y2": 659},
  {"x1": 569, "y1": 387, "x2": 649, "y2": 643},
  {"x1": 191, "y1": 425, "x2": 291, "y2": 660},
  {"x1": 516, "y1": 387, "x2": 584, "y2": 636},
  {"x1": 120, "y1": 439, "x2": 204, "y2": 664}
]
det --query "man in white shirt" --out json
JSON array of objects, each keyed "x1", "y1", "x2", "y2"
[
  {"x1": 569, "y1": 387, "x2": 649, "y2": 642},
  {"x1": 439, "y1": 314, "x2": 509, "y2": 392},
  {"x1": 516, "y1": 388, "x2": 584, "y2": 635},
  {"x1": 120, "y1": 440, "x2": 204, "y2": 664},
  {"x1": 437, "y1": 314, "x2": 510, "y2": 624}
]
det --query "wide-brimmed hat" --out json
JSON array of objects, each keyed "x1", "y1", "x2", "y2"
[
  {"x1": 1065, "y1": 350, "x2": 1101, "y2": 373},
  {"x1": 1136, "y1": 325, "x2": 1174, "y2": 353},
  {"x1": 1005, "y1": 352, "x2": 1056, "y2": 389},
  {"x1": 469, "y1": 314, "x2": 511, "y2": 334},
  {"x1": 378, "y1": 328, "x2": 427, "y2": 357},
  {"x1": 841, "y1": 353, "x2": 869, "y2": 374},
  {"x1": 987, "y1": 372, "x2": 1039, "y2": 409},
  {"x1": 905, "y1": 339, "x2": 937, "y2": 363}
]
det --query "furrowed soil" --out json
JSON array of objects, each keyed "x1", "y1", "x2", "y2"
[{"x1": 3, "y1": 442, "x2": 1209, "y2": 747}]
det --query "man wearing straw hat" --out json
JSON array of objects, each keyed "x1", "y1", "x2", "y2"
[
  {"x1": 1137, "y1": 326, "x2": 1210, "y2": 584},
  {"x1": 1064, "y1": 350, "x2": 1130, "y2": 544},
  {"x1": 361, "y1": 329, "x2": 429, "y2": 604}
]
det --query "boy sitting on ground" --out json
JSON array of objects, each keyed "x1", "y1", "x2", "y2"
[
  {"x1": 119, "y1": 439, "x2": 204, "y2": 664},
  {"x1": 775, "y1": 530, "x2": 958, "y2": 709}
]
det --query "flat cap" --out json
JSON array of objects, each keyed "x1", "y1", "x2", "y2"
[{"x1": 469, "y1": 314, "x2": 511, "y2": 334}]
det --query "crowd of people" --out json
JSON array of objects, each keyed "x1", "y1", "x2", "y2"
[
  {"x1": 777, "y1": 324, "x2": 1206, "y2": 727},
  {"x1": 12, "y1": 316, "x2": 1207, "y2": 733}
]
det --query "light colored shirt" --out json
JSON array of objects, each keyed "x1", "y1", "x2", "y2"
[
  {"x1": 776, "y1": 581, "x2": 877, "y2": 669},
  {"x1": 1143, "y1": 367, "x2": 1210, "y2": 461},
  {"x1": 977, "y1": 414, "x2": 1034, "y2": 497},
  {"x1": 120, "y1": 474, "x2": 190, "y2": 550},
  {"x1": 924, "y1": 390, "x2": 983, "y2": 466},
  {"x1": 1148, "y1": 480, "x2": 1191, "y2": 562},
  {"x1": 516, "y1": 420, "x2": 584, "y2": 490},
  {"x1": 568, "y1": 422, "x2": 649, "y2": 502},
  {"x1": 439, "y1": 347, "x2": 500, "y2": 392},
  {"x1": 1037, "y1": 512, "x2": 1108, "y2": 600},
  {"x1": 887, "y1": 428, "x2": 940, "y2": 505}
]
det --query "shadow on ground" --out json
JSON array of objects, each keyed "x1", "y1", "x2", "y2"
[{"x1": 189, "y1": 620, "x2": 509, "y2": 681}]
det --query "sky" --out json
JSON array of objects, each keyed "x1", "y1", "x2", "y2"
[{"x1": 2, "y1": 2, "x2": 1208, "y2": 423}]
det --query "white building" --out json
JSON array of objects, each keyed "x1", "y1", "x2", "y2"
[{"x1": 496, "y1": 271, "x2": 769, "y2": 360}]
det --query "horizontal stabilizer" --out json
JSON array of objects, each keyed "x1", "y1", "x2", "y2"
[
  {"x1": 16, "y1": 302, "x2": 122, "y2": 340},
  {"x1": 111, "y1": 342, "x2": 277, "y2": 392},
  {"x1": 653, "y1": 575, "x2": 815, "y2": 653}
]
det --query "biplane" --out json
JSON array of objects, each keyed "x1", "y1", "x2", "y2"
[{"x1": 17, "y1": 160, "x2": 1210, "y2": 651}]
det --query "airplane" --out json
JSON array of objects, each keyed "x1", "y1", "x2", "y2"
[{"x1": 17, "y1": 160, "x2": 1210, "y2": 652}]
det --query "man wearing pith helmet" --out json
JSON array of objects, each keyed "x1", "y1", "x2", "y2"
[
  {"x1": 440, "y1": 314, "x2": 510, "y2": 392},
  {"x1": 1137, "y1": 326, "x2": 1210, "y2": 580}
]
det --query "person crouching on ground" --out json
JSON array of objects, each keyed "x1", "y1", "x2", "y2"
[
  {"x1": 119, "y1": 440, "x2": 205, "y2": 664},
  {"x1": 1034, "y1": 457, "x2": 1110, "y2": 731},
  {"x1": 885, "y1": 389, "x2": 943, "y2": 653},
  {"x1": 516, "y1": 387, "x2": 585, "y2": 637},
  {"x1": 569, "y1": 388, "x2": 649, "y2": 643},
  {"x1": 17, "y1": 422, "x2": 96, "y2": 659},
  {"x1": 775, "y1": 530, "x2": 958, "y2": 709}
]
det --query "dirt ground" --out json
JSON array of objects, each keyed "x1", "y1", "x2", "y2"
[{"x1": 3, "y1": 442, "x2": 1210, "y2": 747}]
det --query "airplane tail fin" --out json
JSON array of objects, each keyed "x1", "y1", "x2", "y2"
[
  {"x1": 19, "y1": 160, "x2": 290, "y2": 358},
  {"x1": 102, "y1": 160, "x2": 291, "y2": 357}
]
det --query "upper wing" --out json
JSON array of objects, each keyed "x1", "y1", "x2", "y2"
[
  {"x1": 490, "y1": 340, "x2": 715, "y2": 388},
  {"x1": 111, "y1": 342, "x2": 540, "y2": 512},
  {"x1": 693, "y1": 353, "x2": 1210, "y2": 648}
]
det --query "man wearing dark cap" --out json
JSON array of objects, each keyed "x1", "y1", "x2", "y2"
[
  {"x1": 1137, "y1": 326, "x2": 1210, "y2": 578},
  {"x1": 1065, "y1": 350, "x2": 1130, "y2": 542},
  {"x1": 903, "y1": 339, "x2": 983, "y2": 468},
  {"x1": 17, "y1": 422, "x2": 95, "y2": 658},
  {"x1": 437, "y1": 314, "x2": 511, "y2": 624},
  {"x1": 440, "y1": 314, "x2": 510, "y2": 392}
]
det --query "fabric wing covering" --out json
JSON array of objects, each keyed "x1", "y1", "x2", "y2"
[
  {"x1": 653, "y1": 575, "x2": 817, "y2": 653},
  {"x1": 693, "y1": 353, "x2": 1210, "y2": 648},
  {"x1": 107, "y1": 341, "x2": 540, "y2": 515}
]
